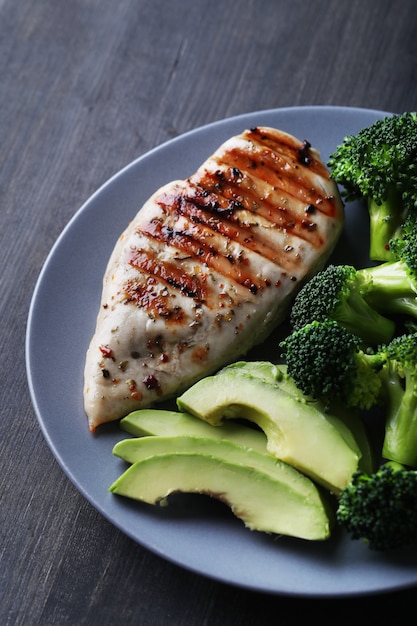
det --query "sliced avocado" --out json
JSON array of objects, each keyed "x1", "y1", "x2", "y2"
[
  {"x1": 221, "y1": 361, "x2": 375, "y2": 473},
  {"x1": 120, "y1": 408, "x2": 267, "y2": 453},
  {"x1": 220, "y1": 360, "x2": 284, "y2": 384},
  {"x1": 109, "y1": 450, "x2": 332, "y2": 541},
  {"x1": 177, "y1": 369, "x2": 361, "y2": 494},
  {"x1": 113, "y1": 435, "x2": 310, "y2": 490}
]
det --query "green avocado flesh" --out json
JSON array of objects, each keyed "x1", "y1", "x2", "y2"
[
  {"x1": 110, "y1": 439, "x2": 332, "y2": 541},
  {"x1": 177, "y1": 366, "x2": 362, "y2": 494},
  {"x1": 120, "y1": 408, "x2": 267, "y2": 452},
  {"x1": 219, "y1": 362, "x2": 375, "y2": 474},
  {"x1": 113, "y1": 435, "x2": 307, "y2": 488}
]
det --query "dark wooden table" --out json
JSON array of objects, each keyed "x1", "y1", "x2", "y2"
[{"x1": 2, "y1": 0, "x2": 417, "y2": 623}]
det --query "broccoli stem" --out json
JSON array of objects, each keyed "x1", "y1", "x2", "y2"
[
  {"x1": 358, "y1": 261, "x2": 417, "y2": 317},
  {"x1": 382, "y1": 370, "x2": 417, "y2": 467},
  {"x1": 337, "y1": 284, "x2": 396, "y2": 345},
  {"x1": 368, "y1": 193, "x2": 405, "y2": 262}
]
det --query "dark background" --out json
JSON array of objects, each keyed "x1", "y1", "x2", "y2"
[{"x1": 2, "y1": 1, "x2": 417, "y2": 623}]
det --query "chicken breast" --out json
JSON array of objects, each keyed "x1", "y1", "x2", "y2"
[{"x1": 84, "y1": 126, "x2": 344, "y2": 431}]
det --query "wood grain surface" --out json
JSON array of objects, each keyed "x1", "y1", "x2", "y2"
[{"x1": 1, "y1": 0, "x2": 417, "y2": 623}]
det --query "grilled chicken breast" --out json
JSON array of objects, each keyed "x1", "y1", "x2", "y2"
[{"x1": 84, "y1": 126, "x2": 344, "y2": 431}]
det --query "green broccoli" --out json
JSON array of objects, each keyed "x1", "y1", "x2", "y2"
[
  {"x1": 328, "y1": 112, "x2": 417, "y2": 262},
  {"x1": 279, "y1": 319, "x2": 386, "y2": 410},
  {"x1": 336, "y1": 462, "x2": 417, "y2": 551},
  {"x1": 290, "y1": 264, "x2": 395, "y2": 345},
  {"x1": 357, "y1": 212, "x2": 417, "y2": 319},
  {"x1": 378, "y1": 332, "x2": 417, "y2": 467}
]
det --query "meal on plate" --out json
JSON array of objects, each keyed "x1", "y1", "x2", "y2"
[
  {"x1": 82, "y1": 112, "x2": 417, "y2": 550},
  {"x1": 84, "y1": 125, "x2": 344, "y2": 432}
]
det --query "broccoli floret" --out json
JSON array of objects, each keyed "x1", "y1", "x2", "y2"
[
  {"x1": 328, "y1": 112, "x2": 417, "y2": 262},
  {"x1": 279, "y1": 320, "x2": 386, "y2": 410},
  {"x1": 336, "y1": 462, "x2": 417, "y2": 551},
  {"x1": 290, "y1": 264, "x2": 395, "y2": 345},
  {"x1": 379, "y1": 332, "x2": 417, "y2": 467},
  {"x1": 357, "y1": 212, "x2": 417, "y2": 319}
]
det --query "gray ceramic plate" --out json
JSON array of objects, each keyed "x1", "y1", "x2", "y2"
[{"x1": 26, "y1": 106, "x2": 417, "y2": 597}]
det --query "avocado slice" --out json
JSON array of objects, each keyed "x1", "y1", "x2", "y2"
[
  {"x1": 109, "y1": 445, "x2": 333, "y2": 541},
  {"x1": 177, "y1": 368, "x2": 361, "y2": 494},
  {"x1": 219, "y1": 360, "x2": 285, "y2": 384},
  {"x1": 120, "y1": 408, "x2": 267, "y2": 453},
  {"x1": 113, "y1": 435, "x2": 303, "y2": 484},
  {"x1": 219, "y1": 361, "x2": 375, "y2": 473}
]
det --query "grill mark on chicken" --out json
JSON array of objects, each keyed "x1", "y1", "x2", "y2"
[
  {"x1": 214, "y1": 153, "x2": 336, "y2": 221},
  {"x1": 135, "y1": 214, "x2": 264, "y2": 297},
  {"x1": 245, "y1": 126, "x2": 332, "y2": 179},
  {"x1": 124, "y1": 254, "x2": 199, "y2": 323},
  {"x1": 191, "y1": 167, "x2": 323, "y2": 247},
  {"x1": 208, "y1": 142, "x2": 339, "y2": 220},
  {"x1": 122, "y1": 128, "x2": 336, "y2": 326},
  {"x1": 147, "y1": 121, "x2": 341, "y2": 286},
  {"x1": 158, "y1": 186, "x2": 295, "y2": 268},
  {"x1": 128, "y1": 248, "x2": 207, "y2": 301}
]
